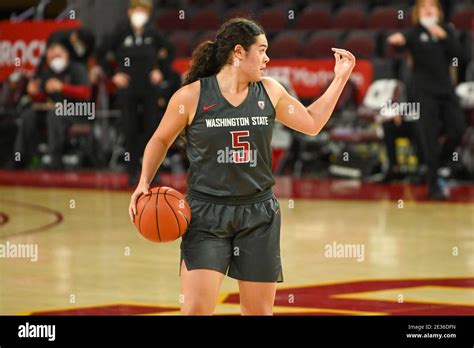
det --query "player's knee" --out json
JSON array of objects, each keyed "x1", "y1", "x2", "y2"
[
  {"x1": 240, "y1": 303, "x2": 273, "y2": 316},
  {"x1": 180, "y1": 300, "x2": 215, "y2": 315}
]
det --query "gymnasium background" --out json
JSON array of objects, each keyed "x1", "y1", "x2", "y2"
[{"x1": 0, "y1": 0, "x2": 473, "y2": 318}]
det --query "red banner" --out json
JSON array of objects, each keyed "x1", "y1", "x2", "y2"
[
  {"x1": 0, "y1": 20, "x2": 81, "y2": 81},
  {"x1": 172, "y1": 58, "x2": 372, "y2": 103}
]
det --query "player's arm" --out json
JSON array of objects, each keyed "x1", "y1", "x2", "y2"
[
  {"x1": 269, "y1": 48, "x2": 355, "y2": 136},
  {"x1": 128, "y1": 83, "x2": 197, "y2": 222}
]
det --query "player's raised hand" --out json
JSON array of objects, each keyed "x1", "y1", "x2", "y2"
[{"x1": 331, "y1": 48, "x2": 356, "y2": 80}]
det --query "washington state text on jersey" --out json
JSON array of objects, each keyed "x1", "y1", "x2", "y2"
[{"x1": 205, "y1": 116, "x2": 269, "y2": 128}]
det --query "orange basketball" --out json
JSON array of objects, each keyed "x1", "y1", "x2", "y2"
[{"x1": 134, "y1": 186, "x2": 191, "y2": 243}]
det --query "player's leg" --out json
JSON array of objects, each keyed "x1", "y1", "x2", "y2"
[
  {"x1": 179, "y1": 260, "x2": 225, "y2": 315},
  {"x1": 179, "y1": 197, "x2": 234, "y2": 315},
  {"x1": 238, "y1": 280, "x2": 277, "y2": 315},
  {"x1": 227, "y1": 194, "x2": 283, "y2": 315}
]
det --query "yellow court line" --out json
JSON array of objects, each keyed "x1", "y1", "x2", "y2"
[
  {"x1": 267, "y1": 276, "x2": 474, "y2": 292},
  {"x1": 19, "y1": 300, "x2": 385, "y2": 316},
  {"x1": 147, "y1": 304, "x2": 386, "y2": 316}
]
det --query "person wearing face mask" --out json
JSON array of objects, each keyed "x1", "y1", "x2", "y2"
[
  {"x1": 387, "y1": 0, "x2": 466, "y2": 200},
  {"x1": 45, "y1": 28, "x2": 96, "y2": 65},
  {"x1": 32, "y1": 28, "x2": 95, "y2": 88},
  {"x1": 14, "y1": 41, "x2": 91, "y2": 169},
  {"x1": 96, "y1": 0, "x2": 175, "y2": 185}
]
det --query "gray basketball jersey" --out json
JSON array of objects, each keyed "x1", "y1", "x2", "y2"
[{"x1": 185, "y1": 75, "x2": 276, "y2": 197}]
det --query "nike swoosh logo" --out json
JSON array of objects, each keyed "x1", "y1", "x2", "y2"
[{"x1": 203, "y1": 103, "x2": 218, "y2": 111}]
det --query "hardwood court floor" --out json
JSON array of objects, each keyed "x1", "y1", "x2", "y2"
[{"x1": 0, "y1": 184, "x2": 473, "y2": 315}]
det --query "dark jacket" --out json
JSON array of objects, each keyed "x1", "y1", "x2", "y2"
[
  {"x1": 97, "y1": 19, "x2": 175, "y2": 93},
  {"x1": 33, "y1": 60, "x2": 91, "y2": 103},
  {"x1": 403, "y1": 23, "x2": 464, "y2": 96}
]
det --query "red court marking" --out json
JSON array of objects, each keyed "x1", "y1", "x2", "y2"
[
  {"x1": 0, "y1": 198, "x2": 63, "y2": 238},
  {"x1": 26, "y1": 278, "x2": 474, "y2": 316},
  {"x1": 0, "y1": 212, "x2": 9, "y2": 226},
  {"x1": 30, "y1": 304, "x2": 178, "y2": 316},
  {"x1": 0, "y1": 170, "x2": 473, "y2": 202},
  {"x1": 223, "y1": 277, "x2": 474, "y2": 316}
]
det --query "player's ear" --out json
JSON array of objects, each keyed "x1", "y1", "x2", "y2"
[{"x1": 233, "y1": 44, "x2": 245, "y2": 60}]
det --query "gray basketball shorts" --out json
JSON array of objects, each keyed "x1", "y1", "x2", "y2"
[{"x1": 179, "y1": 191, "x2": 283, "y2": 283}]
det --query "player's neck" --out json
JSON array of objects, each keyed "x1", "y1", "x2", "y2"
[{"x1": 216, "y1": 66, "x2": 249, "y2": 95}]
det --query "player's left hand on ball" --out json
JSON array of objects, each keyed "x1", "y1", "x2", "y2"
[
  {"x1": 128, "y1": 182, "x2": 151, "y2": 223},
  {"x1": 331, "y1": 48, "x2": 356, "y2": 80}
]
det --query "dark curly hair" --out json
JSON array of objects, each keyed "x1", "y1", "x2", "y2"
[{"x1": 183, "y1": 17, "x2": 265, "y2": 85}]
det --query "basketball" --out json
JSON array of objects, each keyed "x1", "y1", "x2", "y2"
[{"x1": 134, "y1": 186, "x2": 191, "y2": 243}]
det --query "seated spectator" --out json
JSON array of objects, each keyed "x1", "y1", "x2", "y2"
[
  {"x1": 46, "y1": 28, "x2": 95, "y2": 65},
  {"x1": 0, "y1": 72, "x2": 28, "y2": 168},
  {"x1": 14, "y1": 40, "x2": 92, "y2": 169},
  {"x1": 381, "y1": 115, "x2": 427, "y2": 183}
]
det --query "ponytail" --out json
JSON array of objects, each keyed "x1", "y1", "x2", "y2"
[
  {"x1": 182, "y1": 17, "x2": 265, "y2": 86},
  {"x1": 183, "y1": 41, "x2": 220, "y2": 85}
]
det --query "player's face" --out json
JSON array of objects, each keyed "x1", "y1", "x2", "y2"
[
  {"x1": 419, "y1": 0, "x2": 440, "y2": 18},
  {"x1": 241, "y1": 34, "x2": 270, "y2": 82}
]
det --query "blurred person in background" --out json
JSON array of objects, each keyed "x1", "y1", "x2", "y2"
[
  {"x1": 387, "y1": 0, "x2": 466, "y2": 200},
  {"x1": 0, "y1": 72, "x2": 28, "y2": 168},
  {"x1": 40, "y1": 28, "x2": 96, "y2": 67},
  {"x1": 271, "y1": 78, "x2": 302, "y2": 175},
  {"x1": 96, "y1": 0, "x2": 176, "y2": 185},
  {"x1": 381, "y1": 113, "x2": 427, "y2": 183},
  {"x1": 13, "y1": 40, "x2": 91, "y2": 169}
]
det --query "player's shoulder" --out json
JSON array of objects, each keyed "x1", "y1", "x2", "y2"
[
  {"x1": 261, "y1": 76, "x2": 284, "y2": 90},
  {"x1": 261, "y1": 77, "x2": 286, "y2": 103},
  {"x1": 261, "y1": 77, "x2": 285, "y2": 96},
  {"x1": 171, "y1": 80, "x2": 200, "y2": 105}
]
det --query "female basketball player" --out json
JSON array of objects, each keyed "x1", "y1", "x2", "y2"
[{"x1": 129, "y1": 18, "x2": 355, "y2": 315}]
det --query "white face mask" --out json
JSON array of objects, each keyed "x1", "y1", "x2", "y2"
[
  {"x1": 49, "y1": 57, "x2": 67, "y2": 73},
  {"x1": 131, "y1": 12, "x2": 149, "y2": 28},
  {"x1": 419, "y1": 15, "x2": 438, "y2": 28}
]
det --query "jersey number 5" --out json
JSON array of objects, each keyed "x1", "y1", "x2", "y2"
[{"x1": 230, "y1": 131, "x2": 250, "y2": 163}]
